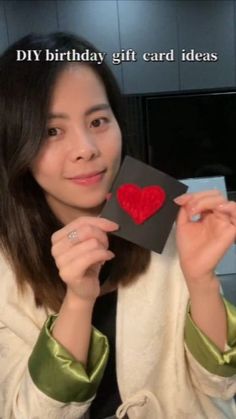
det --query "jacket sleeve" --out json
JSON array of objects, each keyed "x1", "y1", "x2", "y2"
[
  {"x1": 184, "y1": 298, "x2": 236, "y2": 399},
  {"x1": 0, "y1": 314, "x2": 109, "y2": 419}
]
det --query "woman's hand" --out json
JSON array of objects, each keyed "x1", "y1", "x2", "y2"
[
  {"x1": 175, "y1": 190, "x2": 236, "y2": 350},
  {"x1": 174, "y1": 190, "x2": 236, "y2": 286},
  {"x1": 51, "y1": 217, "x2": 119, "y2": 303},
  {"x1": 215, "y1": 199, "x2": 236, "y2": 227}
]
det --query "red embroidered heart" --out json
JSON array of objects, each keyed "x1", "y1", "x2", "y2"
[{"x1": 117, "y1": 184, "x2": 166, "y2": 224}]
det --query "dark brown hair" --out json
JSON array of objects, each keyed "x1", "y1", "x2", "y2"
[{"x1": 0, "y1": 32, "x2": 150, "y2": 312}]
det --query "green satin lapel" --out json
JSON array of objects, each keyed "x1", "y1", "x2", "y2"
[
  {"x1": 224, "y1": 298, "x2": 236, "y2": 346},
  {"x1": 28, "y1": 315, "x2": 109, "y2": 403},
  {"x1": 185, "y1": 298, "x2": 236, "y2": 377}
]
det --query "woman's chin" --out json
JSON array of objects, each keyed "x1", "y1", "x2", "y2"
[{"x1": 75, "y1": 195, "x2": 108, "y2": 214}]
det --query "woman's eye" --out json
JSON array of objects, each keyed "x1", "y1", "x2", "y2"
[
  {"x1": 90, "y1": 118, "x2": 108, "y2": 128},
  {"x1": 47, "y1": 127, "x2": 60, "y2": 137}
]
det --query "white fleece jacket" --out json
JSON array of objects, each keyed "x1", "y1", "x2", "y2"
[{"x1": 0, "y1": 231, "x2": 235, "y2": 419}]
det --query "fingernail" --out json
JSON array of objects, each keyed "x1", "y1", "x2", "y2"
[
  {"x1": 174, "y1": 196, "x2": 182, "y2": 204},
  {"x1": 190, "y1": 214, "x2": 201, "y2": 222},
  {"x1": 106, "y1": 193, "x2": 112, "y2": 201},
  {"x1": 111, "y1": 222, "x2": 119, "y2": 229}
]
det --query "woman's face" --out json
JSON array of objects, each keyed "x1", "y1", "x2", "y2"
[{"x1": 31, "y1": 65, "x2": 122, "y2": 224}]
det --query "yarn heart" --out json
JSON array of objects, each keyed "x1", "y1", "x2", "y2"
[{"x1": 117, "y1": 184, "x2": 166, "y2": 224}]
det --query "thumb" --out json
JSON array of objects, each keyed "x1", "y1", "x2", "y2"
[{"x1": 176, "y1": 205, "x2": 189, "y2": 227}]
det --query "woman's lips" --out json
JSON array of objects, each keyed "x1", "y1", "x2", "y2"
[{"x1": 69, "y1": 170, "x2": 106, "y2": 186}]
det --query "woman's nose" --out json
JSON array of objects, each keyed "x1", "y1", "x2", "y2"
[{"x1": 68, "y1": 128, "x2": 99, "y2": 161}]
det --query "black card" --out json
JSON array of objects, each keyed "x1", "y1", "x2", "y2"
[{"x1": 101, "y1": 155, "x2": 188, "y2": 253}]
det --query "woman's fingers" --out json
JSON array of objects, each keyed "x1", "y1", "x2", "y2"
[
  {"x1": 174, "y1": 190, "x2": 227, "y2": 218},
  {"x1": 54, "y1": 236, "x2": 112, "y2": 270},
  {"x1": 174, "y1": 189, "x2": 221, "y2": 205},
  {"x1": 50, "y1": 216, "x2": 118, "y2": 299},
  {"x1": 216, "y1": 201, "x2": 236, "y2": 226},
  {"x1": 58, "y1": 246, "x2": 115, "y2": 283},
  {"x1": 185, "y1": 195, "x2": 226, "y2": 216},
  {"x1": 52, "y1": 216, "x2": 118, "y2": 243},
  {"x1": 51, "y1": 223, "x2": 110, "y2": 258},
  {"x1": 217, "y1": 200, "x2": 236, "y2": 215}
]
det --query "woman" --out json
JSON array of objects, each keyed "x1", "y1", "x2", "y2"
[{"x1": 0, "y1": 32, "x2": 235, "y2": 419}]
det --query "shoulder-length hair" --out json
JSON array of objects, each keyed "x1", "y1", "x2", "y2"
[{"x1": 0, "y1": 32, "x2": 150, "y2": 312}]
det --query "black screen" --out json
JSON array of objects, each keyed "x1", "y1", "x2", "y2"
[{"x1": 145, "y1": 90, "x2": 236, "y2": 191}]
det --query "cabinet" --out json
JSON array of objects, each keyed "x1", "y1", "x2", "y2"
[
  {"x1": 177, "y1": 0, "x2": 235, "y2": 90},
  {"x1": 0, "y1": 1, "x2": 8, "y2": 53},
  {"x1": 5, "y1": 0, "x2": 58, "y2": 45},
  {"x1": 0, "y1": 0, "x2": 235, "y2": 93},
  {"x1": 57, "y1": 0, "x2": 122, "y2": 88},
  {"x1": 118, "y1": 0, "x2": 179, "y2": 94},
  {"x1": 118, "y1": 0, "x2": 236, "y2": 93}
]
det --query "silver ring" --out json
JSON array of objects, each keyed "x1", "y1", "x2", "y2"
[{"x1": 67, "y1": 229, "x2": 79, "y2": 242}]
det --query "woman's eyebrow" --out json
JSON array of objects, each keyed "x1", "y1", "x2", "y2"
[
  {"x1": 48, "y1": 104, "x2": 111, "y2": 120},
  {"x1": 47, "y1": 113, "x2": 68, "y2": 120},
  {"x1": 84, "y1": 103, "x2": 111, "y2": 116}
]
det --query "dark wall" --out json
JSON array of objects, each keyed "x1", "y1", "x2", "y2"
[
  {"x1": 0, "y1": 0, "x2": 235, "y2": 94},
  {"x1": 1, "y1": 1, "x2": 236, "y2": 166}
]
